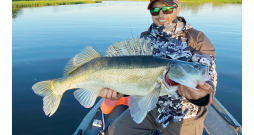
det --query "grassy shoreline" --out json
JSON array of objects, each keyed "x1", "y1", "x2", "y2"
[
  {"x1": 180, "y1": 0, "x2": 241, "y2": 3},
  {"x1": 105, "y1": 0, "x2": 242, "y2": 3},
  {"x1": 12, "y1": 0, "x2": 242, "y2": 8},
  {"x1": 12, "y1": 0, "x2": 102, "y2": 8}
]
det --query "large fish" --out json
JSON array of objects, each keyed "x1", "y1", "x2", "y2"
[{"x1": 32, "y1": 37, "x2": 210, "y2": 123}]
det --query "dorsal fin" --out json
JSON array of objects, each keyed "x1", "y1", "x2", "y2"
[
  {"x1": 63, "y1": 46, "x2": 101, "y2": 76},
  {"x1": 105, "y1": 37, "x2": 153, "y2": 57}
]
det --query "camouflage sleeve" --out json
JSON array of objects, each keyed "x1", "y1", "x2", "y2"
[
  {"x1": 185, "y1": 53, "x2": 217, "y2": 106},
  {"x1": 192, "y1": 53, "x2": 217, "y2": 89},
  {"x1": 189, "y1": 31, "x2": 217, "y2": 105}
]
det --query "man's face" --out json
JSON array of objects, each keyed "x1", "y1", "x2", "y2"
[{"x1": 151, "y1": 1, "x2": 180, "y2": 27}]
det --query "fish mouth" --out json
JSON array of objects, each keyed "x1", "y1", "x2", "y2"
[{"x1": 162, "y1": 69, "x2": 178, "y2": 91}]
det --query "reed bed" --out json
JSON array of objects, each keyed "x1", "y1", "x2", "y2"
[
  {"x1": 97, "y1": 0, "x2": 242, "y2": 4},
  {"x1": 12, "y1": 0, "x2": 102, "y2": 8},
  {"x1": 180, "y1": 0, "x2": 241, "y2": 4},
  {"x1": 125, "y1": 0, "x2": 241, "y2": 3},
  {"x1": 12, "y1": 0, "x2": 242, "y2": 8}
]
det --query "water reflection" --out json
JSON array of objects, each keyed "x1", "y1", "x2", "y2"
[
  {"x1": 179, "y1": 2, "x2": 205, "y2": 14},
  {"x1": 12, "y1": 2, "x2": 238, "y2": 19},
  {"x1": 12, "y1": 8, "x2": 23, "y2": 19},
  {"x1": 179, "y1": 2, "x2": 229, "y2": 14}
]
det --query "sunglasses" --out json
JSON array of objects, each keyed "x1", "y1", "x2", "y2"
[{"x1": 149, "y1": 6, "x2": 177, "y2": 16}]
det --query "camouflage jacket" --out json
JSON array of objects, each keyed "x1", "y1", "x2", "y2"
[{"x1": 140, "y1": 17, "x2": 217, "y2": 127}]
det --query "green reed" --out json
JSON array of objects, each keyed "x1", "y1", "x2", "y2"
[
  {"x1": 180, "y1": 0, "x2": 242, "y2": 3},
  {"x1": 92, "y1": 0, "x2": 242, "y2": 4},
  {"x1": 101, "y1": 0, "x2": 242, "y2": 3},
  {"x1": 12, "y1": 0, "x2": 102, "y2": 8},
  {"x1": 12, "y1": 0, "x2": 242, "y2": 9}
]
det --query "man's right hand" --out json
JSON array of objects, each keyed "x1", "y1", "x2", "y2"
[{"x1": 99, "y1": 88, "x2": 123, "y2": 101}]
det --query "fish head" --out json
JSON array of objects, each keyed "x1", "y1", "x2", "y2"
[
  {"x1": 192, "y1": 63, "x2": 211, "y2": 83},
  {"x1": 196, "y1": 63, "x2": 211, "y2": 82},
  {"x1": 166, "y1": 60, "x2": 210, "y2": 89}
]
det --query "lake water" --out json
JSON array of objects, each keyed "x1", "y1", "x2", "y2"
[{"x1": 12, "y1": 1, "x2": 242, "y2": 135}]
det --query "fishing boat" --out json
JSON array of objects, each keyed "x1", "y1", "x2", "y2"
[{"x1": 73, "y1": 97, "x2": 242, "y2": 135}]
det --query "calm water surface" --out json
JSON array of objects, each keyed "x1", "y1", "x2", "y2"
[{"x1": 12, "y1": 1, "x2": 242, "y2": 134}]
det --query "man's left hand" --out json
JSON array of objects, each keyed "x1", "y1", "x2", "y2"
[{"x1": 177, "y1": 81, "x2": 213, "y2": 100}]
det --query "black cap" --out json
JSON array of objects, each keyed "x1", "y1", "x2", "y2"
[{"x1": 147, "y1": 0, "x2": 178, "y2": 9}]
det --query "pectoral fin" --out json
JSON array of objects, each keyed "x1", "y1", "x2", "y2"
[
  {"x1": 74, "y1": 88, "x2": 100, "y2": 108},
  {"x1": 129, "y1": 107, "x2": 148, "y2": 124},
  {"x1": 139, "y1": 83, "x2": 161, "y2": 111},
  {"x1": 128, "y1": 82, "x2": 161, "y2": 124},
  {"x1": 128, "y1": 96, "x2": 147, "y2": 124}
]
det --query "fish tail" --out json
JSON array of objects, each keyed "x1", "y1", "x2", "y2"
[{"x1": 32, "y1": 79, "x2": 62, "y2": 117}]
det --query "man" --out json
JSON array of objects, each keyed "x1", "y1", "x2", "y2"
[{"x1": 101, "y1": 0, "x2": 217, "y2": 134}]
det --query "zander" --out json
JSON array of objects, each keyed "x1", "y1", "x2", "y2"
[{"x1": 32, "y1": 37, "x2": 210, "y2": 123}]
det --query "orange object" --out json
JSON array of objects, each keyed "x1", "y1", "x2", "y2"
[
  {"x1": 100, "y1": 97, "x2": 129, "y2": 114},
  {"x1": 208, "y1": 92, "x2": 213, "y2": 105}
]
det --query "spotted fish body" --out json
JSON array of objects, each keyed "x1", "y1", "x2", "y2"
[
  {"x1": 32, "y1": 37, "x2": 210, "y2": 124},
  {"x1": 62, "y1": 56, "x2": 170, "y2": 95}
]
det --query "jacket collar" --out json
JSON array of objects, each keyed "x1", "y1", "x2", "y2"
[{"x1": 148, "y1": 17, "x2": 192, "y2": 38}]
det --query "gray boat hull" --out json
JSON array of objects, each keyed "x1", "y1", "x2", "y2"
[{"x1": 74, "y1": 97, "x2": 242, "y2": 135}]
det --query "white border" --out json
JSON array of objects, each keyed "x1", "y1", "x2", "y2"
[
  {"x1": 243, "y1": 0, "x2": 253, "y2": 134},
  {"x1": 0, "y1": 0, "x2": 12, "y2": 134}
]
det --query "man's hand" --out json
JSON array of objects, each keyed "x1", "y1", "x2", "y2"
[
  {"x1": 99, "y1": 88, "x2": 123, "y2": 101},
  {"x1": 177, "y1": 81, "x2": 213, "y2": 100}
]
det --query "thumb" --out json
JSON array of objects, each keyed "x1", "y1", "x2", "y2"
[
  {"x1": 197, "y1": 81, "x2": 211, "y2": 90},
  {"x1": 198, "y1": 80, "x2": 205, "y2": 86}
]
